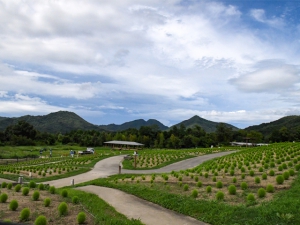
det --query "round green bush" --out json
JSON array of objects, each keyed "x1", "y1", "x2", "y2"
[
  {"x1": 77, "y1": 212, "x2": 86, "y2": 224},
  {"x1": 247, "y1": 193, "x2": 255, "y2": 201},
  {"x1": 266, "y1": 184, "x2": 275, "y2": 193},
  {"x1": 61, "y1": 190, "x2": 68, "y2": 198},
  {"x1": 216, "y1": 191, "x2": 224, "y2": 200},
  {"x1": 228, "y1": 185, "x2": 236, "y2": 195},
  {"x1": 255, "y1": 177, "x2": 261, "y2": 184},
  {"x1": 22, "y1": 187, "x2": 29, "y2": 196},
  {"x1": 72, "y1": 196, "x2": 79, "y2": 204},
  {"x1": 44, "y1": 198, "x2": 51, "y2": 207},
  {"x1": 194, "y1": 176, "x2": 199, "y2": 182},
  {"x1": 183, "y1": 184, "x2": 189, "y2": 191},
  {"x1": 0, "y1": 193, "x2": 8, "y2": 203},
  {"x1": 230, "y1": 170, "x2": 234, "y2": 176},
  {"x1": 32, "y1": 191, "x2": 40, "y2": 201},
  {"x1": 9, "y1": 199, "x2": 18, "y2": 211},
  {"x1": 7, "y1": 183, "x2": 13, "y2": 190},
  {"x1": 14, "y1": 184, "x2": 21, "y2": 192},
  {"x1": 289, "y1": 169, "x2": 295, "y2": 176},
  {"x1": 216, "y1": 181, "x2": 223, "y2": 188},
  {"x1": 262, "y1": 173, "x2": 267, "y2": 180},
  {"x1": 278, "y1": 166, "x2": 283, "y2": 171},
  {"x1": 241, "y1": 174, "x2": 245, "y2": 179},
  {"x1": 249, "y1": 170, "x2": 254, "y2": 176},
  {"x1": 276, "y1": 175, "x2": 284, "y2": 184},
  {"x1": 269, "y1": 170, "x2": 275, "y2": 176},
  {"x1": 283, "y1": 171, "x2": 290, "y2": 180},
  {"x1": 34, "y1": 215, "x2": 47, "y2": 225},
  {"x1": 38, "y1": 183, "x2": 45, "y2": 190},
  {"x1": 197, "y1": 181, "x2": 202, "y2": 187},
  {"x1": 191, "y1": 189, "x2": 198, "y2": 198},
  {"x1": 20, "y1": 207, "x2": 30, "y2": 221},
  {"x1": 178, "y1": 176, "x2": 182, "y2": 181},
  {"x1": 212, "y1": 176, "x2": 216, "y2": 182},
  {"x1": 240, "y1": 182, "x2": 248, "y2": 190},
  {"x1": 1, "y1": 182, "x2": 7, "y2": 188},
  {"x1": 257, "y1": 188, "x2": 266, "y2": 198},
  {"x1": 206, "y1": 186, "x2": 212, "y2": 193},
  {"x1": 58, "y1": 202, "x2": 68, "y2": 216},
  {"x1": 282, "y1": 163, "x2": 287, "y2": 169},
  {"x1": 29, "y1": 181, "x2": 36, "y2": 188},
  {"x1": 49, "y1": 186, "x2": 56, "y2": 194},
  {"x1": 232, "y1": 177, "x2": 237, "y2": 183}
]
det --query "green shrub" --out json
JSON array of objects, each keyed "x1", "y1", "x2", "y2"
[
  {"x1": 191, "y1": 189, "x2": 198, "y2": 198},
  {"x1": 212, "y1": 177, "x2": 216, "y2": 182},
  {"x1": 276, "y1": 175, "x2": 284, "y2": 184},
  {"x1": 241, "y1": 174, "x2": 245, "y2": 179},
  {"x1": 247, "y1": 193, "x2": 255, "y2": 202},
  {"x1": 196, "y1": 181, "x2": 202, "y2": 187},
  {"x1": 44, "y1": 198, "x2": 51, "y2": 207},
  {"x1": 20, "y1": 208, "x2": 30, "y2": 221},
  {"x1": 7, "y1": 183, "x2": 12, "y2": 190},
  {"x1": 178, "y1": 176, "x2": 182, "y2": 181},
  {"x1": 49, "y1": 186, "x2": 56, "y2": 194},
  {"x1": 283, "y1": 171, "x2": 290, "y2": 180},
  {"x1": 249, "y1": 170, "x2": 254, "y2": 176},
  {"x1": 183, "y1": 184, "x2": 189, "y2": 191},
  {"x1": 29, "y1": 181, "x2": 36, "y2": 188},
  {"x1": 295, "y1": 164, "x2": 300, "y2": 171},
  {"x1": 257, "y1": 188, "x2": 266, "y2": 198},
  {"x1": 216, "y1": 181, "x2": 223, "y2": 188},
  {"x1": 266, "y1": 184, "x2": 275, "y2": 193},
  {"x1": 38, "y1": 183, "x2": 45, "y2": 190},
  {"x1": 262, "y1": 173, "x2": 267, "y2": 180},
  {"x1": 22, "y1": 187, "x2": 30, "y2": 196},
  {"x1": 232, "y1": 177, "x2": 237, "y2": 183},
  {"x1": 77, "y1": 212, "x2": 86, "y2": 224},
  {"x1": 240, "y1": 182, "x2": 248, "y2": 190},
  {"x1": 0, "y1": 193, "x2": 8, "y2": 203},
  {"x1": 230, "y1": 170, "x2": 234, "y2": 176},
  {"x1": 32, "y1": 191, "x2": 40, "y2": 201},
  {"x1": 72, "y1": 196, "x2": 79, "y2": 204},
  {"x1": 34, "y1": 215, "x2": 47, "y2": 225},
  {"x1": 269, "y1": 170, "x2": 275, "y2": 176},
  {"x1": 14, "y1": 184, "x2": 21, "y2": 192},
  {"x1": 216, "y1": 191, "x2": 224, "y2": 200},
  {"x1": 9, "y1": 199, "x2": 18, "y2": 211},
  {"x1": 206, "y1": 186, "x2": 212, "y2": 193},
  {"x1": 278, "y1": 166, "x2": 283, "y2": 171},
  {"x1": 58, "y1": 202, "x2": 68, "y2": 216},
  {"x1": 228, "y1": 185, "x2": 236, "y2": 195},
  {"x1": 255, "y1": 177, "x2": 261, "y2": 184},
  {"x1": 1, "y1": 182, "x2": 7, "y2": 188},
  {"x1": 282, "y1": 163, "x2": 287, "y2": 169},
  {"x1": 289, "y1": 169, "x2": 295, "y2": 176},
  {"x1": 61, "y1": 190, "x2": 68, "y2": 198}
]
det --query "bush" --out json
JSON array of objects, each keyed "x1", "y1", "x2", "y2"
[
  {"x1": 44, "y1": 198, "x2": 51, "y2": 207},
  {"x1": 249, "y1": 170, "x2": 254, "y2": 176},
  {"x1": 232, "y1": 177, "x2": 237, "y2": 183},
  {"x1": 216, "y1": 191, "x2": 224, "y2": 200},
  {"x1": 206, "y1": 186, "x2": 212, "y2": 193},
  {"x1": 262, "y1": 173, "x2": 267, "y2": 180},
  {"x1": 216, "y1": 181, "x2": 223, "y2": 188},
  {"x1": 61, "y1": 190, "x2": 68, "y2": 198},
  {"x1": 289, "y1": 169, "x2": 295, "y2": 176},
  {"x1": 183, "y1": 184, "x2": 189, "y2": 191},
  {"x1": 269, "y1": 170, "x2": 275, "y2": 176},
  {"x1": 34, "y1": 215, "x2": 47, "y2": 225},
  {"x1": 255, "y1": 177, "x2": 261, "y2": 184},
  {"x1": 257, "y1": 188, "x2": 266, "y2": 198},
  {"x1": 48, "y1": 186, "x2": 55, "y2": 194},
  {"x1": 77, "y1": 212, "x2": 86, "y2": 224},
  {"x1": 240, "y1": 182, "x2": 248, "y2": 190},
  {"x1": 0, "y1": 193, "x2": 8, "y2": 203},
  {"x1": 283, "y1": 171, "x2": 290, "y2": 180},
  {"x1": 178, "y1": 176, "x2": 182, "y2": 181},
  {"x1": 22, "y1": 187, "x2": 30, "y2": 196},
  {"x1": 38, "y1": 183, "x2": 45, "y2": 190},
  {"x1": 20, "y1": 208, "x2": 30, "y2": 221},
  {"x1": 14, "y1": 184, "x2": 21, "y2": 192},
  {"x1": 247, "y1": 193, "x2": 255, "y2": 201},
  {"x1": 276, "y1": 175, "x2": 284, "y2": 184},
  {"x1": 1, "y1": 182, "x2": 7, "y2": 188},
  {"x1": 32, "y1": 191, "x2": 40, "y2": 201},
  {"x1": 196, "y1": 181, "x2": 202, "y2": 187},
  {"x1": 72, "y1": 196, "x2": 79, "y2": 204},
  {"x1": 7, "y1": 183, "x2": 12, "y2": 190},
  {"x1": 241, "y1": 174, "x2": 245, "y2": 179},
  {"x1": 266, "y1": 184, "x2": 274, "y2": 193},
  {"x1": 191, "y1": 189, "x2": 198, "y2": 198},
  {"x1": 58, "y1": 202, "x2": 68, "y2": 216},
  {"x1": 9, "y1": 199, "x2": 18, "y2": 211},
  {"x1": 228, "y1": 185, "x2": 236, "y2": 195},
  {"x1": 29, "y1": 181, "x2": 36, "y2": 188},
  {"x1": 212, "y1": 177, "x2": 216, "y2": 182}
]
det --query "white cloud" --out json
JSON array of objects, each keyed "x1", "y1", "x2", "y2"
[{"x1": 250, "y1": 9, "x2": 285, "y2": 28}]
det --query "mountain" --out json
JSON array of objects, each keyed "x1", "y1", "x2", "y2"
[
  {"x1": 244, "y1": 115, "x2": 300, "y2": 136},
  {"x1": 98, "y1": 119, "x2": 169, "y2": 131},
  {"x1": 171, "y1": 115, "x2": 239, "y2": 133},
  {"x1": 0, "y1": 111, "x2": 103, "y2": 134}
]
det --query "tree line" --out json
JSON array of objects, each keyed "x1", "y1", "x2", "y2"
[{"x1": 0, "y1": 120, "x2": 299, "y2": 147}]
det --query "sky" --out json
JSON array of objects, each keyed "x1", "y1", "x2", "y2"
[{"x1": 0, "y1": 0, "x2": 300, "y2": 129}]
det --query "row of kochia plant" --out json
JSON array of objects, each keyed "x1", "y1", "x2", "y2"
[
  {"x1": 126, "y1": 147, "x2": 233, "y2": 169},
  {"x1": 0, "y1": 181, "x2": 87, "y2": 224},
  {"x1": 115, "y1": 143, "x2": 300, "y2": 204}
]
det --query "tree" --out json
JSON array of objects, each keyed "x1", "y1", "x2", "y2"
[{"x1": 216, "y1": 123, "x2": 232, "y2": 144}]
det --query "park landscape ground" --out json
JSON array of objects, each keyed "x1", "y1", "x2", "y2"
[{"x1": 0, "y1": 143, "x2": 299, "y2": 224}]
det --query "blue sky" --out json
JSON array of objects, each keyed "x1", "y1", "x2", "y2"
[{"x1": 0, "y1": 0, "x2": 299, "y2": 128}]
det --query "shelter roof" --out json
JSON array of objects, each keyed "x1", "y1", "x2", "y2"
[{"x1": 104, "y1": 140, "x2": 144, "y2": 146}]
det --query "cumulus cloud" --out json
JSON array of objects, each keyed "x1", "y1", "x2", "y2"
[{"x1": 250, "y1": 9, "x2": 285, "y2": 28}]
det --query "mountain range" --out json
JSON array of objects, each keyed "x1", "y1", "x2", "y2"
[{"x1": 0, "y1": 111, "x2": 299, "y2": 136}]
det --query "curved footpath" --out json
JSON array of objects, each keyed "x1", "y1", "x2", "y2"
[{"x1": 1, "y1": 151, "x2": 236, "y2": 225}]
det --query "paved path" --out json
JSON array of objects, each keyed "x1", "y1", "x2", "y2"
[{"x1": 77, "y1": 185, "x2": 207, "y2": 225}]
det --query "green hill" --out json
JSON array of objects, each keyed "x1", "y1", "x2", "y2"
[
  {"x1": 171, "y1": 115, "x2": 239, "y2": 133},
  {"x1": 244, "y1": 115, "x2": 300, "y2": 136}
]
